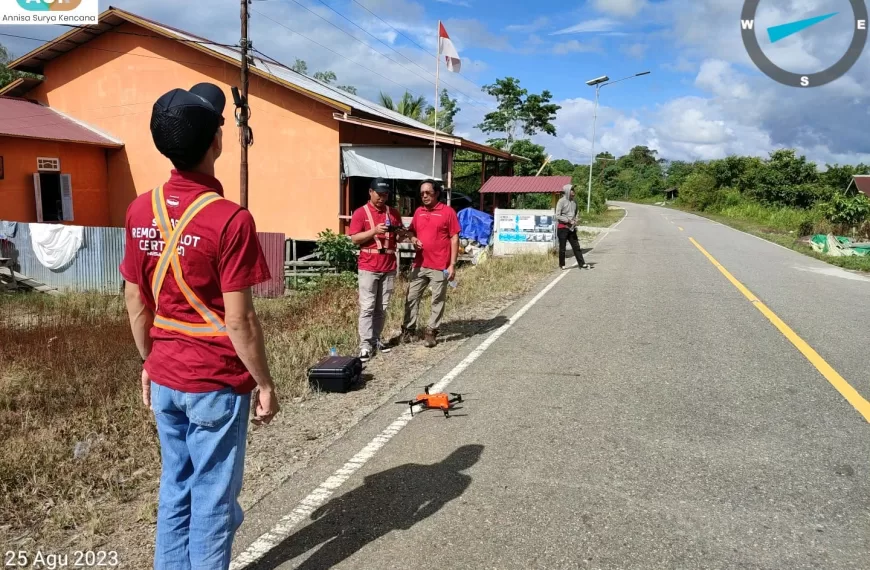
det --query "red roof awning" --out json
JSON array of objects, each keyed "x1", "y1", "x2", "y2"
[
  {"x1": 0, "y1": 97, "x2": 123, "y2": 147},
  {"x1": 479, "y1": 176, "x2": 572, "y2": 194}
]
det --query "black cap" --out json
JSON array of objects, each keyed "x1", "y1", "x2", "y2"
[
  {"x1": 370, "y1": 177, "x2": 391, "y2": 193},
  {"x1": 150, "y1": 83, "x2": 226, "y2": 170},
  {"x1": 190, "y1": 82, "x2": 226, "y2": 116}
]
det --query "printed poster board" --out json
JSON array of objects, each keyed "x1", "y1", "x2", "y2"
[{"x1": 493, "y1": 209, "x2": 556, "y2": 256}]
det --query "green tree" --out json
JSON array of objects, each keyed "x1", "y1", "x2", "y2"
[
  {"x1": 750, "y1": 149, "x2": 821, "y2": 208},
  {"x1": 489, "y1": 139, "x2": 548, "y2": 177},
  {"x1": 378, "y1": 91, "x2": 428, "y2": 122},
  {"x1": 1, "y1": 44, "x2": 20, "y2": 90},
  {"x1": 476, "y1": 77, "x2": 560, "y2": 150},
  {"x1": 424, "y1": 89, "x2": 460, "y2": 134},
  {"x1": 291, "y1": 59, "x2": 357, "y2": 94},
  {"x1": 821, "y1": 164, "x2": 859, "y2": 192},
  {"x1": 291, "y1": 58, "x2": 308, "y2": 74},
  {"x1": 313, "y1": 70, "x2": 337, "y2": 84},
  {"x1": 680, "y1": 171, "x2": 719, "y2": 210},
  {"x1": 664, "y1": 160, "x2": 696, "y2": 188},
  {"x1": 547, "y1": 159, "x2": 575, "y2": 176}
]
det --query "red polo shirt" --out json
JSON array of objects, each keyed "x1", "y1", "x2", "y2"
[
  {"x1": 409, "y1": 202, "x2": 461, "y2": 271},
  {"x1": 119, "y1": 170, "x2": 271, "y2": 394},
  {"x1": 349, "y1": 203, "x2": 402, "y2": 273}
]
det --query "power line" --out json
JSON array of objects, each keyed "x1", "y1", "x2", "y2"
[
  {"x1": 254, "y1": 0, "x2": 487, "y2": 110},
  {"x1": 294, "y1": 0, "x2": 489, "y2": 109},
  {"x1": 0, "y1": 32, "x2": 234, "y2": 68},
  {"x1": 249, "y1": 7, "x2": 429, "y2": 101},
  {"x1": 348, "y1": 0, "x2": 485, "y2": 90},
  {"x1": 56, "y1": 24, "x2": 241, "y2": 49}
]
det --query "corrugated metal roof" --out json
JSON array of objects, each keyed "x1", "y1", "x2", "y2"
[
  {"x1": 479, "y1": 176, "x2": 573, "y2": 194},
  {"x1": 849, "y1": 175, "x2": 870, "y2": 197},
  {"x1": 9, "y1": 6, "x2": 448, "y2": 136},
  {"x1": 0, "y1": 97, "x2": 123, "y2": 147}
]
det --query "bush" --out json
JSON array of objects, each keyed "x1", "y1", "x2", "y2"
[
  {"x1": 821, "y1": 193, "x2": 870, "y2": 227},
  {"x1": 316, "y1": 229, "x2": 357, "y2": 273},
  {"x1": 679, "y1": 172, "x2": 719, "y2": 210}
]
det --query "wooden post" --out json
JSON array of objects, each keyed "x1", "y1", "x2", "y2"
[
  {"x1": 446, "y1": 148, "x2": 454, "y2": 205},
  {"x1": 481, "y1": 154, "x2": 486, "y2": 187},
  {"x1": 292, "y1": 240, "x2": 298, "y2": 289},
  {"x1": 239, "y1": 0, "x2": 251, "y2": 208}
]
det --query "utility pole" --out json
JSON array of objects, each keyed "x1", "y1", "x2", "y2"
[{"x1": 239, "y1": 0, "x2": 251, "y2": 208}]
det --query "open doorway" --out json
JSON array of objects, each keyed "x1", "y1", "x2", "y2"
[
  {"x1": 33, "y1": 172, "x2": 73, "y2": 223},
  {"x1": 38, "y1": 173, "x2": 62, "y2": 222}
]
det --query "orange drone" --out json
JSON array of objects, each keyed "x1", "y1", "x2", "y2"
[{"x1": 398, "y1": 384, "x2": 463, "y2": 418}]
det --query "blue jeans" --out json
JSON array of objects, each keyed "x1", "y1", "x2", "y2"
[{"x1": 150, "y1": 381, "x2": 251, "y2": 570}]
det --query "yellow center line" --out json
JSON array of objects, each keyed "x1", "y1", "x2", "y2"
[
  {"x1": 689, "y1": 237, "x2": 870, "y2": 423},
  {"x1": 678, "y1": 226, "x2": 684, "y2": 231}
]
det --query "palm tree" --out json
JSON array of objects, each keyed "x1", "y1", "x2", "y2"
[{"x1": 378, "y1": 91, "x2": 428, "y2": 122}]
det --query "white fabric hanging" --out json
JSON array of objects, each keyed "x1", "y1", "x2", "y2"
[{"x1": 29, "y1": 223, "x2": 84, "y2": 269}]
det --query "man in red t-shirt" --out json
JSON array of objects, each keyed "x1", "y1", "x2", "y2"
[
  {"x1": 119, "y1": 83, "x2": 279, "y2": 570},
  {"x1": 349, "y1": 178, "x2": 410, "y2": 362},
  {"x1": 401, "y1": 180, "x2": 461, "y2": 348}
]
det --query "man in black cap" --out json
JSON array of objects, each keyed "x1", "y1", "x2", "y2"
[
  {"x1": 349, "y1": 177, "x2": 407, "y2": 362},
  {"x1": 120, "y1": 83, "x2": 279, "y2": 570}
]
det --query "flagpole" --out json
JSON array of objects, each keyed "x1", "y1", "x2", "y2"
[{"x1": 432, "y1": 20, "x2": 440, "y2": 179}]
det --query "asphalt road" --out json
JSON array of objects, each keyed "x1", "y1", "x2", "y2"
[{"x1": 233, "y1": 203, "x2": 870, "y2": 570}]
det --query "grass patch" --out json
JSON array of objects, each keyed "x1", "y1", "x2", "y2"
[
  {"x1": 0, "y1": 253, "x2": 557, "y2": 546},
  {"x1": 581, "y1": 207, "x2": 625, "y2": 228},
  {"x1": 667, "y1": 203, "x2": 870, "y2": 273}
]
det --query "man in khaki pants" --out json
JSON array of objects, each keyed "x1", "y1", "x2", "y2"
[
  {"x1": 402, "y1": 181, "x2": 461, "y2": 348},
  {"x1": 349, "y1": 178, "x2": 407, "y2": 362}
]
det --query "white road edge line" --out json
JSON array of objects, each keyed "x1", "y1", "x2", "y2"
[{"x1": 229, "y1": 209, "x2": 628, "y2": 569}]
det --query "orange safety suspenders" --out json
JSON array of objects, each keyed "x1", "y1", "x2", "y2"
[
  {"x1": 150, "y1": 185, "x2": 228, "y2": 337},
  {"x1": 361, "y1": 204, "x2": 396, "y2": 254}
]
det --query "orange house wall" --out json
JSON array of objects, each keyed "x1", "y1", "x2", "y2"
[
  {"x1": 0, "y1": 137, "x2": 109, "y2": 226},
  {"x1": 28, "y1": 22, "x2": 340, "y2": 239}
]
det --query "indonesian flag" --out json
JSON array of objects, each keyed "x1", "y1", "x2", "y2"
[{"x1": 438, "y1": 22, "x2": 461, "y2": 72}]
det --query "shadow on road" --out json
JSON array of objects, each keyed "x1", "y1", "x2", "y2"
[
  {"x1": 436, "y1": 315, "x2": 508, "y2": 343},
  {"x1": 250, "y1": 444, "x2": 484, "y2": 570}
]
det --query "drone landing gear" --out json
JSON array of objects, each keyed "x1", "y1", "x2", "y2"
[{"x1": 400, "y1": 383, "x2": 463, "y2": 418}]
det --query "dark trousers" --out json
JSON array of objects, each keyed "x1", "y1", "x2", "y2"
[{"x1": 558, "y1": 227, "x2": 586, "y2": 268}]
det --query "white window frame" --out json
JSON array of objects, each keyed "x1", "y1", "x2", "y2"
[{"x1": 37, "y1": 157, "x2": 61, "y2": 172}]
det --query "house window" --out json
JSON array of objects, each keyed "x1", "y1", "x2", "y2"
[
  {"x1": 37, "y1": 157, "x2": 61, "y2": 172},
  {"x1": 33, "y1": 172, "x2": 74, "y2": 223}
]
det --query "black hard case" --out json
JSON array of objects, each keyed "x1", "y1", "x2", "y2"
[{"x1": 307, "y1": 356, "x2": 363, "y2": 393}]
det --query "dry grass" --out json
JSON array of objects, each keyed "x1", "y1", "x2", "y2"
[{"x1": 0, "y1": 252, "x2": 557, "y2": 547}]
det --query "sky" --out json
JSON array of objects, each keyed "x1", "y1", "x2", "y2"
[{"x1": 2, "y1": 0, "x2": 869, "y2": 167}]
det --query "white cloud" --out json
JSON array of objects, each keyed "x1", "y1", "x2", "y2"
[
  {"x1": 505, "y1": 17, "x2": 549, "y2": 33},
  {"x1": 551, "y1": 18, "x2": 620, "y2": 35},
  {"x1": 694, "y1": 60, "x2": 752, "y2": 99},
  {"x1": 552, "y1": 40, "x2": 600, "y2": 55},
  {"x1": 620, "y1": 43, "x2": 647, "y2": 58},
  {"x1": 435, "y1": 0, "x2": 471, "y2": 6},
  {"x1": 592, "y1": 0, "x2": 647, "y2": 17},
  {"x1": 6, "y1": 0, "x2": 869, "y2": 167}
]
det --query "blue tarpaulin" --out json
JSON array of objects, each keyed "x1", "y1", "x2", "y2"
[{"x1": 457, "y1": 208, "x2": 494, "y2": 246}]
